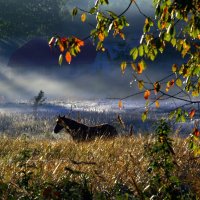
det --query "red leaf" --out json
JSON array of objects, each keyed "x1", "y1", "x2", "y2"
[
  {"x1": 75, "y1": 37, "x2": 84, "y2": 47},
  {"x1": 169, "y1": 79, "x2": 175, "y2": 86},
  {"x1": 189, "y1": 109, "x2": 195, "y2": 119},
  {"x1": 61, "y1": 37, "x2": 68, "y2": 43},
  {"x1": 193, "y1": 128, "x2": 200, "y2": 137},
  {"x1": 166, "y1": 79, "x2": 175, "y2": 92},
  {"x1": 144, "y1": 90, "x2": 151, "y2": 100},
  {"x1": 65, "y1": 52, "x2": 71, "y2": 64},
  {"x1": 59, "y1": 43, "x2": 64, "y2": 52}
]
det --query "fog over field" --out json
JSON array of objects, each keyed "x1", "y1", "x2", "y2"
[{"x1": 0, "y1": 0, "x2": 193, "y2": 109}]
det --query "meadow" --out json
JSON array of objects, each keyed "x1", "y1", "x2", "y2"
[{"x1": 0, "y1": 104, "x2": 200, "y2": 199}]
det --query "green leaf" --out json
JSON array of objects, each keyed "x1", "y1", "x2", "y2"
[
  {"x1": 181, "y1": 115, "x2": 186, "y2": 122},
  {"x1": 148, "y1": 18, "x2": 154, "y2": 26},
  {"x1": 100, "y1": 0, "x2": 109, "y2": 5},
  {"x1": 164, "y1": 33, "x2": 171, "y2": 42},
  {"x1": 72, "y1": 7, "x2": 78, "y2": 16},
  {"x1": 130, "y1": 47, "x2": 138, "y2": 60},
  {"x1": 58, "y1": 54, "x2": 63, "y2": 66},
  {"x1": 107, "y1": 11, "x2": 118, "y2": 19},
  {"x1": 89, "y1": 7, "x2": 97, "y2": 14},
  {"x1": 143, "y1": 23, "x2": 150, "y2": 33},
  {"x1": 176, "y1": 78, "x2": 182, "y2": 87},
  {"x1": 142, "y1": 111, "x2": 147, "y2": 122},
  {"x1": 143, "y1": 44, "x2": 148, "y2": 54},
  {"x1": 149, "y1": 50, "x2": 155, "y2": 61},
  {"x1": 138, "y1": 45, "x2": 144, "y2": 57},
  {"x1": 171, "y1": 38, "x2": 176, "y2": 47},
  {"x1": 169, "y1": 111, "x2": 176, "y2": 119}
]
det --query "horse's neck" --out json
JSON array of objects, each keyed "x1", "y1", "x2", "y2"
[{"x1": 63, "y1": 118, "x2": 87, "y2": 130}]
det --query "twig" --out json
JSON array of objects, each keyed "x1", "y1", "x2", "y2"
[{"x1": 70, "y1": 159, "x2": 96, "y2": 165}]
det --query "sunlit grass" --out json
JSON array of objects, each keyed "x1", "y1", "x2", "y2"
[
  {"x1": 0, "y1": 135, "x2": 200, "y2": 198},
  {"x1": 0, "y1": 111, "x2": 199, "y2": 198}
]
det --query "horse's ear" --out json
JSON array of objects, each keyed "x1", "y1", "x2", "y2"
[
  {"x1": 58, "y1": 115, "x2": 61, "y2": 118},
  {"x1": 62, "y1": 115, "x2": 65, "y2": 118}
]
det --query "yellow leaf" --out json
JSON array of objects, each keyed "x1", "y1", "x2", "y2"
[
  {"x1": 121, "y1": 61, "x2": 127, "y2": 74},
  {"x1": 194, "y1": 149, "x2": 200, "y2": 157},
  {"x1": 98, "y1": 32, "x2": 105, "y2": 42},
  {"x1": 192, "y1": 90, "x2": 199, "y2": 97},
  {"x1": 155, "y1": 100, "x2": 160, "y2": 108},
  {"x1": 119, "y1": 32, "x2": 125, "y2": 40},
  {"x1": 76, "y1": 45, "x2": 81, "y2": 53},
  {"x1": 172, "y1": 64, "x2": 177, "y2": 73},
  {"x1": 145, "y1": 18, "x2": 149, "y2": 25},
  {"x1": 81, "y1": 13, "x2": 86, "y2": 22},
  {"x1": 131, "y1": 63, "x2": 136, "y2": 70},
  {"x1": 138, "y1": 80, "x2": 144, "y2": 90},
  {"x1": 118, "y1": 100, "x2": 123, "y2": 109}
]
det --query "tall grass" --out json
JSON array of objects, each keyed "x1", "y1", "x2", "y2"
[
  {"x1": 0, "y1": 135, "x2": 200, "y2": 199},
  {"x1": 0, "y1": 111, "x2": 199, "y2": 199}
]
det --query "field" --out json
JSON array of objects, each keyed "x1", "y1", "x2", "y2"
[
  {"x1": 0, "y1": 100, "x2": 200, "y2": 199},
  {"x1": 1, "y1": 135, "x2": 200, "y2": 199}
]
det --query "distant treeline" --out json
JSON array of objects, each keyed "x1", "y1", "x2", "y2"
[{"x1": 0, "y1": 0, "x2": 73, "y2": 40}]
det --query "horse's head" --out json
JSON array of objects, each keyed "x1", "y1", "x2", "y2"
[{"x1": 54, "y1": 115, "x2": 67, "y2": 134}]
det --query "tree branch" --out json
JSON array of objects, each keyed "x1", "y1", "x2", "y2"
[
  {"x1": 134, "y1": 1, "x2": 150, "y2": 19},
  {"x1": 159, "y1": 91, "x2": 200, "y2": 104},
  {"x1": 118, "y1": 0, "x2": 134, "y2": 17}
]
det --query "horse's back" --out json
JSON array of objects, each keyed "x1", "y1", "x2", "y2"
[{"x1": 90, "y1": 123, "x2": 118, "y2": 137}]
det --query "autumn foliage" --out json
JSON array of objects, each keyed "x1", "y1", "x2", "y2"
[
  {"x1": 49, "y1": 36, "x2": 84, "y2": 64},
  {"x1": 51, "y1": 0, "x2": 200, "y2": 158}
]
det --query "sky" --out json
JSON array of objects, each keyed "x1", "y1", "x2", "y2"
[{"x1": 0, "y1": 0, "x2": 183, "y2": 102}]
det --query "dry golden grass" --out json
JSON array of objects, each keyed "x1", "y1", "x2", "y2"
[{"x1": 0, "y1": 135, "x2": 200, "y2": 197}]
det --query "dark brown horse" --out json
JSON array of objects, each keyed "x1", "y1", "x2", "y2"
[{"x1": 54, "y1": 115, "x2": 118, "y2": 141}]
